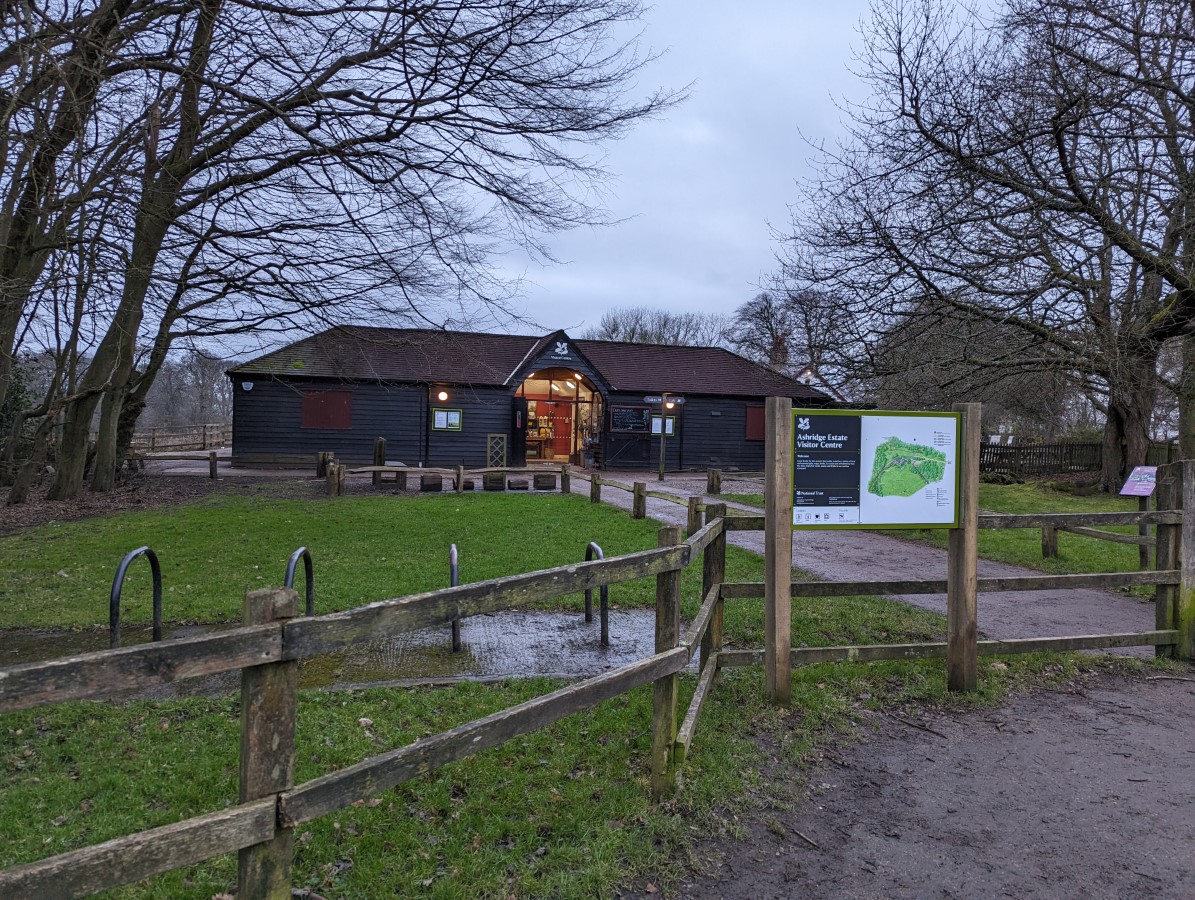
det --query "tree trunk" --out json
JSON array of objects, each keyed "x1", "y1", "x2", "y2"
[
  {"x1": 6, "y1": 416, "x2": 56, "y2": 505},
  {"x1": 1179, "y1": 333, "x2": 1195, "y2": 460},
  {"x1": 1099, "y1": 348, "x2": 1157, "y2": 492}
]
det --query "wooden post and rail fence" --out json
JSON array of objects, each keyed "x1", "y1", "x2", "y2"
[
  {"x1": 0, "y1": 514, "x2": 729, "y2": 898},
  {"x1": 4, "y1": 400, "x2": 1193, "y2": 896}
]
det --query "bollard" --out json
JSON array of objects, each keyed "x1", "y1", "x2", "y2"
[
  {"x1": 632, "y1": 482, "x2": 647, "y2": 519},
  {"x1": 450, "y1": 544, "x2": 461, "y2": 652}
]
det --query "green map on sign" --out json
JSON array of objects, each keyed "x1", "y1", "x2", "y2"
[{"x1": 868, "y1": 437, "x2": 947, "y2": 498}]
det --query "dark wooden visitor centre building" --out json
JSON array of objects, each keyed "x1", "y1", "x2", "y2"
[{"x1": 227, "y1": 326, "x2": 830, "y2": 471}]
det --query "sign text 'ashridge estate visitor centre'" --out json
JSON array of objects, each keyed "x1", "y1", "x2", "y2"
[{"x1": 791, "y1": 409, "x2": 960, "y2": 529}]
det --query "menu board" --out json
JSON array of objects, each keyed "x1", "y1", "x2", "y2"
[{"x1": 611, "y1": 406, "x2": 650, "y2": 433}]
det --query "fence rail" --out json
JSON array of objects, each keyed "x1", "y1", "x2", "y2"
[{"x1": 127, "y1": 423, "x2": 231, "y2": 452}]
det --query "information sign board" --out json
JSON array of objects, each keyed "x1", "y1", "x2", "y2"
[
  {"x1": 1119, "y1": 466, "x2": 1158, "y2": 497},
  {"x1": 792, "y1": 409, "x2": 960, "y2": 529}
]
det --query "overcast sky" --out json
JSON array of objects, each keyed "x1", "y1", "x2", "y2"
[{"x1": 501, "y1": 0, "x2": 873, "y2": 334}]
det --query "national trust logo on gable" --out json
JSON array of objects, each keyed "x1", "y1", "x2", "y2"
[{"x1": 553, "y1": 341, "x2": 570, "y2": 357}]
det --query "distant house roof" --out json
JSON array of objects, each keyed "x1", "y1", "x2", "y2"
[{"x1": 229, "y1": 326, "x2": 829, "y2": 402}]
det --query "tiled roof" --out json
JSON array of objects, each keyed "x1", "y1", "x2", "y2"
[
  {"x1": 230, "y1": 326, "x2": 829, "y2": 401},
  {"x1": 228, "y1": 327, "x2": 540, "y2": 384},
  {"x1": 575, "y1": 339, "x2": 827, "y2": 400}
]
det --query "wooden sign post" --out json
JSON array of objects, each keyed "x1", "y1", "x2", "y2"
[
  {"x1": 764, "y1": 396, "x2": 794, "y2": 705},
  {"x1": 946, "y1": 402, "x2": 981, "y2": 692}
]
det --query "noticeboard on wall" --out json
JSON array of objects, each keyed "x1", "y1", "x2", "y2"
[
  {"x1": 611, "y1": 405, "x2": 650, "y2": 433},
  {"x1": 431, "y1": 407, "x2": 462, "y2": 431},
  {"x1": 649, "y1": 415, "x2": 676, "y2": 436},
  {"x1": 791, "y1": 409, "x2": 960, "y2": 529}
]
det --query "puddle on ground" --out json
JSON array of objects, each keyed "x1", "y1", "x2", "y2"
[{"x1": 1, "y1": 609, "x2": 691, "y2": 699}]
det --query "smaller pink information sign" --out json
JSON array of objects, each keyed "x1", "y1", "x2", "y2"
[{"x1": 1119, "y1": 466, "x2": 1158, "y2": 497}]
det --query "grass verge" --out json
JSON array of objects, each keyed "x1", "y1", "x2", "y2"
[{"x1": 0, "y1": 492, "x2": 767, "y2": 628}]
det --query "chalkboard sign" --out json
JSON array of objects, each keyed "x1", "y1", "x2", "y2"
[{"x1": 611, "y1": 405, "x2": 650, "y2": 433}]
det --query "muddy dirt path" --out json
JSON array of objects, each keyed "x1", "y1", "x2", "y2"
[{"x1": 658, "y1": 672, "x2": 1195, "y2": 899}]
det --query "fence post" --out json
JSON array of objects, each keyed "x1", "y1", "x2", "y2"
[
  {"x1": 209, "y1": 451, "x2": 218, "y2": 480},
  {"x1": 948, "y1": 402, "x2": 981, "y2": 692},
  {"x1": 701, "y1": 502, "x2": 727, "y2": 672},
  {"x1": 1155, "y1": 463, "x2": 1179, "y2": 659},
  {"x1": 632, "y1": 482, "x2": 647, "y2": 519},
  {"x1": 1041, "y1": 525, "x2": 1058, "y2": 559},
  {"x1": 686, "y1": 496, "x2": 702, "y2": 537},
  {"x1": 150, "y1": 428, "x2": 157, "y2": 452},
  {"x1": 561, "y1": 464, "x2": 570, "y2": 494},
  {"x1": 1179, "y1": 459, "x2": 1195, "y2": 660},
  {"x1": 456, "y1": 465, "x2": 465, "y2": 493},
  {"x1": 590, "y1": 474, "x2": 601, "y2": 503},
  {"x1": 238, "y1": 587, "x2": 299, "y2": 898},
  {"x1": 764, "y1": 396, "x2": 793, "y2": 705},
  {"x1": 706, "y1": 468, "x2": 721, "y2": 495},
  {"x1": 651, "y1": 525, "x2": 682, "y2": 800},
  {"x1": 373, "y1": 437, "x2": 386, "y2": 486}
]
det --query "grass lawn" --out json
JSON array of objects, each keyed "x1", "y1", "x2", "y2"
[
  {"x1": 0, "y1": 491, "x2": 767, "y2": 629},
  {"x1": 0, "y1": 486, "x2": 1173, "y2": 896}
]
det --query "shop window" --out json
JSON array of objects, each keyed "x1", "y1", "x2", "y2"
[
  {"x1": 301, "y1": 390, "x2": 352, "y2": 429},
  {"x1": 745, "y1": 405, "x2": 765, "y2": 441}
]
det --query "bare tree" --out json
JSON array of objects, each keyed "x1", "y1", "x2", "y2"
[
  {"x1": 2, "y1": 1, "x2": 679, "y2": 500},
  {"x1": 581, "y1": 305, "x2": 731, "y2": 346},
  {"x1": 783, "y1": 0, "x2": 1195, "y2": 489}
]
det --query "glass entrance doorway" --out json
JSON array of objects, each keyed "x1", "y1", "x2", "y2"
[{"x1": 516, "y1": 368, "x2": 603, "y2": 465}]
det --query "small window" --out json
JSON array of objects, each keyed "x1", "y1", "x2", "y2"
[
  {"x1": 301, "y1": 390, "x2": 352, "y2": 429},
  {"x1": 745, "y1": 405, "x2": 765, "y2": 441}
]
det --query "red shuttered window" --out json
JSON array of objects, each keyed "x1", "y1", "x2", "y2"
[
  {"x1": 301, "y1": 391, "x2": 352, "y2": 429},
  {"x1": 745, "y1": 404, "x2": 765, "y2": 441}
]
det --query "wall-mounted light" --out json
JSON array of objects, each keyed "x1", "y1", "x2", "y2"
[
  {"x1": 549, "y1": 382, "x2": 558, "y2": 392},
  {"x1": 665, "y1": 401, "x2": 675, "y2": 410},
  {"x1": 242, "y1": 381, "x2": 254, "y2": 392},
  {"x1": 573, "y1": 373, "x2": 583, "y2": 380},
  {"x1": 436, "y1": 390, "x2": 449, "y2": 401},
  {"x1": 565, "y1": 380, "x2": 577, "y2": 389}
]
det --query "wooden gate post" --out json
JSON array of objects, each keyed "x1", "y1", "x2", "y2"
[
  {"x1": 1155, "y1": 463, "x2": 1179, "y2": 659},
  {"x1": 561, "y1": 464, "x2": 570, "y2": 494},
  {"x1": 373, "y1": 437, "x2": 386, "y2": 486},
  {"x1": 947, "y1": 402, "x2": 981, "y2": 692},
  {"x1": 632, "y1": 482, "x2": 647, "y2": 519},
  {"x1": 238, "y1": 587, "x2": 299, "y2": 898},
  {"x1": 764, "y1": 396, "x2": 793, "y2": 705},
  {"x1": 686, "y1": 496, "x2": 702, "y2": 538},
  {"x1": 590, "y1": 474, "x2": 601, "y2": 503},
  {"x1": 1041, "y1": 525, "x2": 1058, "y2": 559},
  {"x1": 651, "y1": 525, "x2": 682, "y2": 799},
  {"x1": 1179, "y1": 459, "x2": 1195, "y2": 660},
  {"x1": 706, "y1": 468, "x2": 721, "y2": 495},
  {"x1": 209, "y1": 451, "x2": 218, "y2": 480},
  {"x1": 701, "y1": 502, "x2": 727, "y2": 671},
  {"x1": 456, "y1": 465, "x2": 465, "y2": 493}
]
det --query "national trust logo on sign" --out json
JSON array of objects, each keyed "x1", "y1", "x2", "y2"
[{"x1": 797, "y1": 417, "x2": 810, "y2": 430}]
